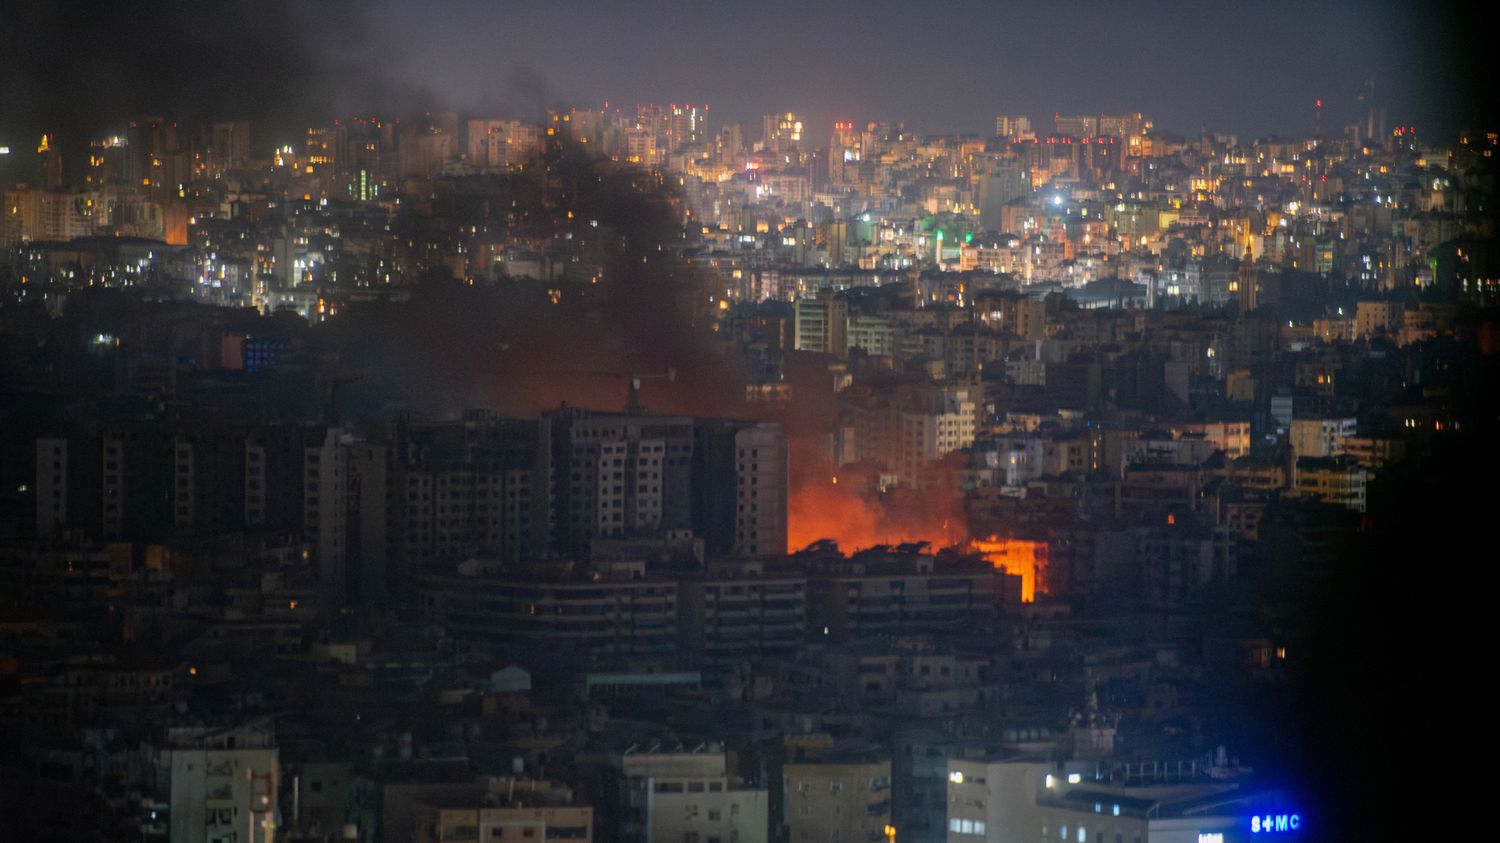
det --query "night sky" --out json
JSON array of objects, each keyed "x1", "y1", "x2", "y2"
[{"x1": 1, "y1": 0, "x2": 1491, "y2": 150}]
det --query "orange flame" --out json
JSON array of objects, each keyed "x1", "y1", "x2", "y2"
[
  {"x1": 971, "y1": 536, "x2": 1047, "y2": 603},
  {"x1": 786, "y1": 474, "x2": 964, "y2": 553},
  {"x1": 784, "y1": 441, "x2": 1048, "y2": 601}
]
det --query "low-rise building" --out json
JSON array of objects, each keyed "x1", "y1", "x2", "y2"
[
  {"x1": 807, "y1": 551, "x2": 998, "y2": 640},
  {"x1": 945, "y1": 756, "x2": 1306, "y2": 843},
  {"x1": 782, "y1": 758, "x2": 892, "y2": 843},
  {"x1": 141, "y1": 719, "x2": 279, "y2": 843},
  {"x1": 617, "y1": 746, "x2": 769, "y2": 843},
  {"x1": 678, "y1": 560, "x2": 807, "y2": 664},
  {"x1": 411, "y1": 781, "x2": 592, "y2": 843},
  {"x1": 1293, "y1": 457, "x2": 1370, "y2": 512},
  {"x1": 418, "y1": 560, "x2": 678, "y2": 658}
]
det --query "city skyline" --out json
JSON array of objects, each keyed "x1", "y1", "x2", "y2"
[{"x1": 0, "y1": 3, "x2": 1493, "y2": 841}]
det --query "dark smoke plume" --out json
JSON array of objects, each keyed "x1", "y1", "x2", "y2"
[
  {"x1": 325, "y1": 142, "x2": 755, "y2": 423},
  {"x1": 475, "y1": 63, "x2": 561, "y2": 125},
  {"x1": 0, "y1": 0, "x2": 428, "y2": 151}
]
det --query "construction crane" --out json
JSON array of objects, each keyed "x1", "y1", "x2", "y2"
[
  {"x1": 322, "y1": 372, "x2": 362, "y2": 425},
  {"x1": 563, "y1": 367, "x2": 677, "y2": 414}
]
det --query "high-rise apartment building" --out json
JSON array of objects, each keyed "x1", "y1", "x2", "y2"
[
  {"x1": 467, "y1": 119, "x2": 509, "y2": 170},
  {"x1": 828, "y1": 121, "x2": 862, "y2": 184},
  {"x1": 793, "y1": 290, "x2": 849, "y2": 355},
  {"x1": 2, "y1": 186, "x2": 95, "y2": 245},
  {"x1": 995, "y1": 115, "x2": 1033, "y2": 138},
  {"x1": 550, "y1": 408, "x2": 697, "y2": 555},
  {"x1": 391, "y1": 412, "x2": 550, "y2": 573},
  {"x1": 763, "y1": 112, "x2": 804, "y2": 154},
  {"x1": 1054, "y1": 114, "x2": 1099, "y2": 138},
  {"x1": 689, "y1": 418, "x2": 791, "y2": 560},
  {"x1": 207, "y1": 121, "x2": 251, "y2": 176},
  {"x1": 977, "y1": 160, "x2": 1031, "y2": 231},
  {"x1": 1098, "y1": 112, "x2": 1152, "y2": 138},
  {"x1": 304, "y1": 428, "x2": 350, "y2": 612},
  {"x1": 718, "y1": 122, "x2": 746, "y2": 163},
  {"x1": 35, "y1": 437, "x2": 68, "y2": 539},
  {"x1": 304, "y1": 123, "x2": 347, "y2": 176},
  {"x1": 1288, "y1": 416, "x2": 1358, "y2": 460}
]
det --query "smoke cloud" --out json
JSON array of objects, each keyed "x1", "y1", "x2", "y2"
[
  {"x1": 325, "y1": 144, "x2": 755, "y2": 422},
  {"x1": 0, "y1": 0, "x2": 428, "y2": 151}
]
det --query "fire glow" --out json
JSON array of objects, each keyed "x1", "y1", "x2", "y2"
[
  {"x1": 971, "y1": 536, "x2": 1047, "y2": 603},
  {"x1": 786, "y1": 476, "x2": 963, "y2": 552},
  {"x1": 787, "y1": 475, "x2": 1046, "y2": 602}
]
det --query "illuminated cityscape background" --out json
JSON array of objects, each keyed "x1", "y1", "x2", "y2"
[{"x1": 0, "y1": 2, "x2": 1493, "y2": 842}]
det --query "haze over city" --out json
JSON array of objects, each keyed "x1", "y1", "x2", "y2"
[{"x1": 2, "y1": 0, "x2": 1494, "y2": 146}]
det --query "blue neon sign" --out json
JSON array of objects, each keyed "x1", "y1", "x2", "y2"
[{"x1": 1250, "y1": 814, "x2": 1301, "y2": 834}]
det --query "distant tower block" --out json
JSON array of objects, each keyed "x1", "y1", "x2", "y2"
[{"x1": 1238, "y1": 242, "x2": 1258, "y2": 311}]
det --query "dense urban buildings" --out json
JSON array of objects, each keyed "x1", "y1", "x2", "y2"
[{"x1": 0, "y1": 4, "x2": 1495, "y2": 840}]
